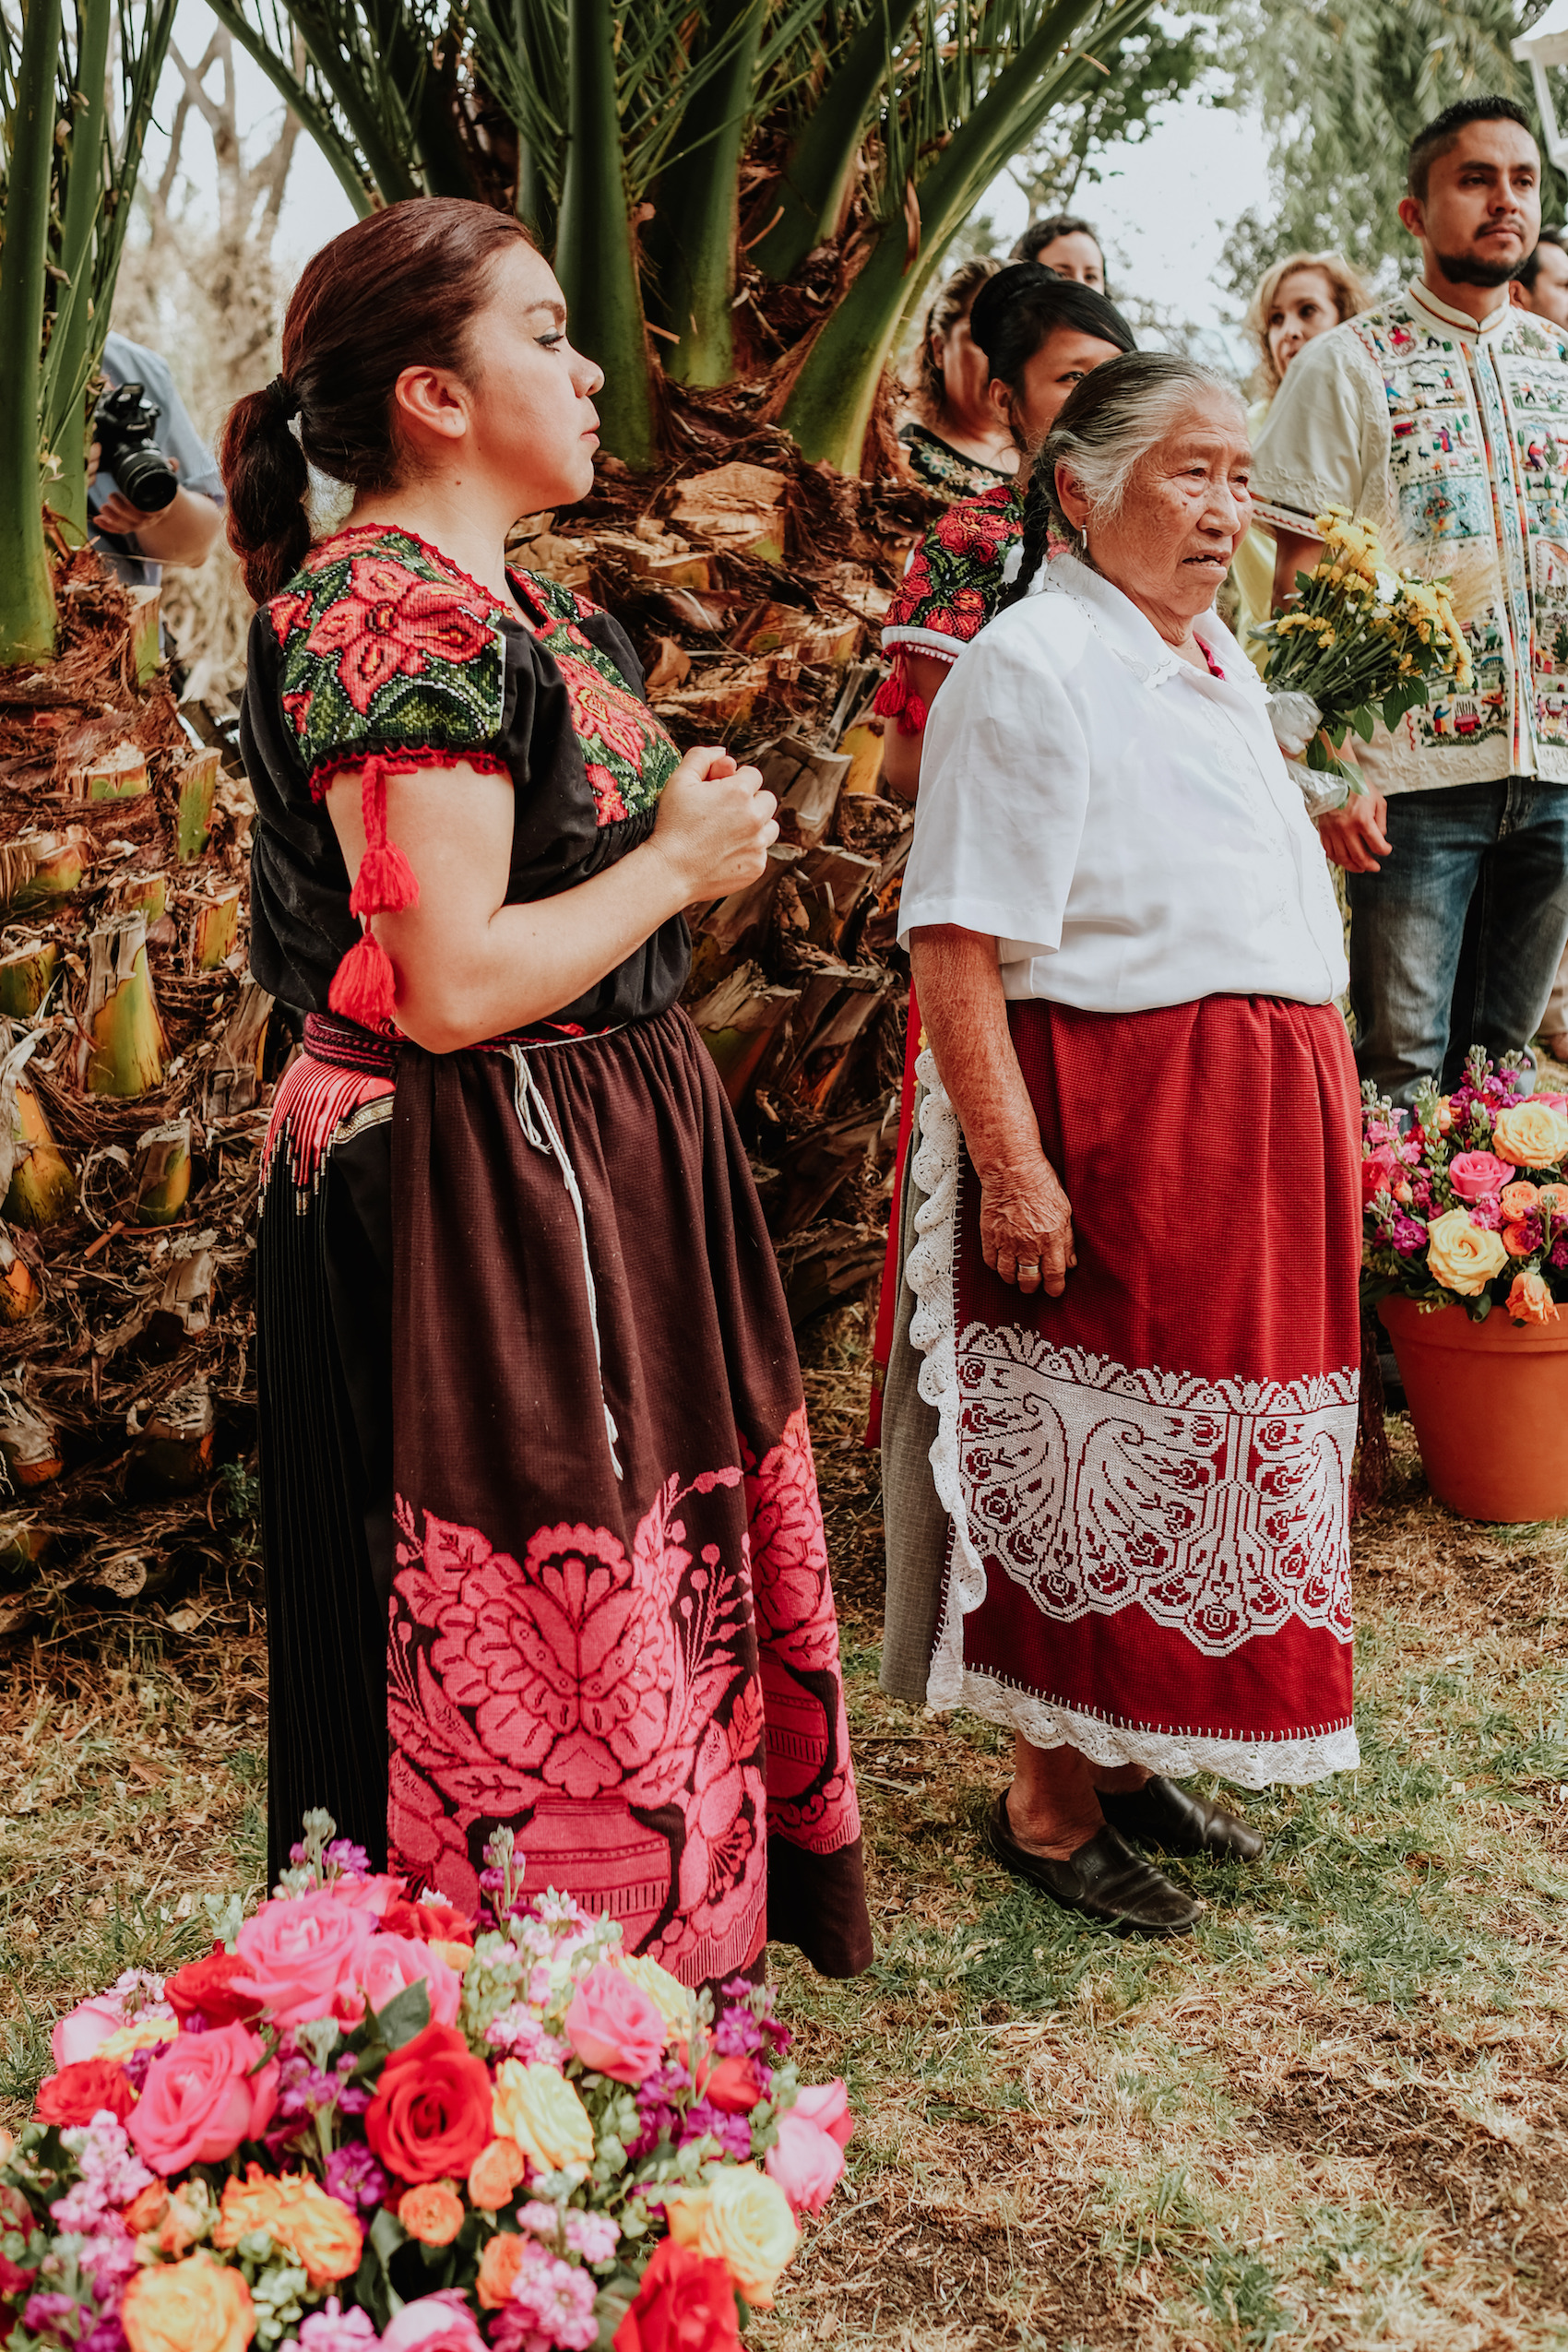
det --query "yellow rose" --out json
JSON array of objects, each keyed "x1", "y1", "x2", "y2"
[
  {"x1": 1492, "y1": 1102, "x2": 1568, "y2": 1170},
  {"x1": 491, "y1": 2060, "x2": 594, "y2": 2175},
  {"x1": 612, "y1": 1953, "x2": 695, "y2": 2044},
  {"x1": 122, "y1": 2255, "x2": 255, "y2": 2352},
  {"x1": 96, "y1": 2019, "x2": 180, "y2": 2063},
  {"x1": 664, "y1": 2167, "x2": 799, "y2": 2310},
  {"x1": 1425, "y1": 1206, "x2": 1509, "y2": 1295}
]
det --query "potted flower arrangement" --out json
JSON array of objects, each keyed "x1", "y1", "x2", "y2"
[
  {"x1": 0, "y1": 1816, "x2": 857, "y2": 2352},
  {"x1": 1360, "y1": 1048, "x2": 1568, "y2": 1520}
]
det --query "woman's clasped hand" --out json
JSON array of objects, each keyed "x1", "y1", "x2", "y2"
[{"x1": 648, "y1": 745, "x2": 778, "y2": 901}]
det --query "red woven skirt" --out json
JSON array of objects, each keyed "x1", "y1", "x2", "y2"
[{"x1": 907, "y1": 994, "x2": 1361, "y2": 1786}]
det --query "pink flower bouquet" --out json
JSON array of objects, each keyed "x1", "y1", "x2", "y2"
[
  {"x1": 1360, "y1": 1049, "x2": 1568, "y2": 1324},
  {"x1": 0, "y1": 1816, "x2": 854, "y2": 2352}
]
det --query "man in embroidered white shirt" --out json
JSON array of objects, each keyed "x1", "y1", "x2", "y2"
[{"x1": 1253, "y1": 96, "x2": 1568, "y2": 1106}]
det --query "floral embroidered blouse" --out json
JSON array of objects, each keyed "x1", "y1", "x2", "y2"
[
  {"x1": 897, "y1": 421, "x2": 1014, "y2": 504},
  {"x1": 242, "y1": 524, "x2": 687, "y2": 1031}
]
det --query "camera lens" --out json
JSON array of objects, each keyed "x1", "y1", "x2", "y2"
[{"x1": 113, "y1": 445, "x2": 179, "y2": 513}]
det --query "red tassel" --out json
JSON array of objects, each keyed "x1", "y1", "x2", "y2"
[
  {"x1": 348, "y1": 754, "x2": 421, "y2": 918},
  {"x1": 328, "y1": 930, "x2": 398, "y2": 1028},
  {"x1": 902, "y1": 692, "x2": 928, "y2": 736},
  {"x1": 873, "y1": 667, "x2": 909, "y2": 718},
  {"x1": 350, "y1": 838, "x2": 419, "y2": 917}
]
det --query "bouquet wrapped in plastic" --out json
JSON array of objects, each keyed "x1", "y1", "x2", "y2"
[
  {"x1": 0, "y1": 1815, "x2": 856, "y2": 2352},
  {"x1": 1253, "y1": 507, "x2": 1474, "y2": 815}
]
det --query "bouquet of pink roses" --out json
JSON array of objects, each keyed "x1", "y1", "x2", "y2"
[
  {"x1": 0, "y1": 1815, "x2": 855, "y2": 2352},
  {"x1": 1360, "y1": 1048, "x2": 1568, "y2": 1324}
]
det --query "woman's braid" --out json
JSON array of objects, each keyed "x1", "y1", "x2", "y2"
[{"x1": 999, "y1": 464, "x2": 1055, "y2": 613}]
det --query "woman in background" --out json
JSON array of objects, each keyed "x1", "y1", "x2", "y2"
[
  {"x1": 1011, "y1": 212, "x2": 1108, "y2": 291},
  {"x1": 898, "y1": 258, "x2": 1018, "y2": 501},
  {"x1": 1230, "y1": 251, "x2": 1371, "y2": 663}
]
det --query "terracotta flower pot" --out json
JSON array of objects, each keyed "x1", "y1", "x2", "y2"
[{"x1": 1379, "y1": 1294, "x2": 1568, "y2": 1522}]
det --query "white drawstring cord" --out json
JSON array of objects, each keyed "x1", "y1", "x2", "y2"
[{"x1": 509, "y1": 1044, "x2": 624, "y2": 1479}]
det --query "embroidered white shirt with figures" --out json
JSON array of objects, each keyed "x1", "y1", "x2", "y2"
[{"x1": 1252, "y1": 279, "x2": 1568, "y2": 795}]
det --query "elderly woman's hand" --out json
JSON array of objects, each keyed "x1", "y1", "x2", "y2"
[{"x1": 978, "y1": 1146, "x2": 1076, "y2": 1297}]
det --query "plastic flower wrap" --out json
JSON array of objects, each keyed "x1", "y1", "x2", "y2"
[
  {"x1": 1360, "y1": 1047, "x2": 1568, "y2": 1324},
  {"x1": 1253, "y1": 507, "x2": 1475, "y2": 814},
  {"x1": 0, "y1": 1818, "x2": 855, "y2": 2352}
]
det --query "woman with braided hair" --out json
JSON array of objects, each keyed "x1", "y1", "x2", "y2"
[
  {"x1": 871, "y1": 269, "x2": 1133, "y2": 1695},
  {"x1": 220, "y1": 197, "x2": 871, "y2": 1986},
  {"x1": 898, "y1": 352, "x2": 1360, "y2": 1934}
]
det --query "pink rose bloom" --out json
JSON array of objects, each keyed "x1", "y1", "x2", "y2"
[
  {"x1": 126, "y1": 2024, "x2": 279, "y2": 2173},
  {"x1": 380, "y1": 2295, "x2": 485, "y2": 2352},
  {"x1": 765, "y1": 2111, "x2": 846, "y2": 2215},
  {"x1": 1532, "y1": 1092, "x2": 1568, "y2": 1115},
  {"x1": 233, "y1": 1890, "x2": 377, "y2": 2026},
  {"x1": 562, "y1": 1961, "x2": 665, "y2": 2085},
  {"x1": 791, "y1": 2079, "x2": 854, "y2": 2149},
  {"x1": 339, "y1": 1934, "x2": 460, "y2": 2030},
  {"x1": 1449, "y1": 1150, "x2": 1515, "y2": 1201},
  {"x1": 297, "y1": 2298, "x2": 379, "y2": 2352},
  {"x1": 324, "y1": 1873, "x2": 399, "y2": 1916},
  {"x1": 52, "y1": 1993, "x2": 130, "y2": 2071}
]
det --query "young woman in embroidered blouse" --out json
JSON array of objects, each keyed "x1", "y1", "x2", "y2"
[{"x1": 220, "y1": 197, "x2": 871, "y2": 1986}]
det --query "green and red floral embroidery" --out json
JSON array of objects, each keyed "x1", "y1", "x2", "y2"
[
  {"x1": 512, "y1": 567, "x2": 679, "y2": 825},
  {"x1": 270, "y1": 529, "x2": 508, "y2": 788},
  {"x1": 882, "y1": 480, "x2": 1025, "y2": 657}
]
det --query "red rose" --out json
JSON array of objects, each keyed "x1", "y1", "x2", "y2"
[
  {"x1": 363, "y1": 2023, "x2": 492, "y2": 2184},
  {"x1": 34, "y1": 2059, "x2": 137, "y2": 2126},
  {"x1": 612, "y1": 2239, "x2": 742, "y2": 2352},
  {"x1": 380, "y1": 1899, "x2": 474, "y2": 1948},
  {"x1": 0, "y1": 2182, "x2": 38, "y2": 2303},
  {"x1": 165, "y1": 1950, "x2": 265, "y2": 2027},
  {"x1": 699, "y1": 2056, "x2": 764, "y2": 2114}
]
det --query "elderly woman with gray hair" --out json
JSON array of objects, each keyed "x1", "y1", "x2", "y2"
[{"x1": 897, "y1": 352, "x2": 1361, "y2": 1935}]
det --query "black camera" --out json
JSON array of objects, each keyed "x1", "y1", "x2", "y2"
[{"x1": 92, "y1": 381, "x2": 179, "y2": 515}]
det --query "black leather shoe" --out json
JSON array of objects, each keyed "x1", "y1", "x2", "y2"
[
  {"x1": 1097, "y1": 1776, "x2": 1265, "y2": 1862},
  {"x1": 983, "y1": 1793, "x2": 1198, "y2": 1935}
]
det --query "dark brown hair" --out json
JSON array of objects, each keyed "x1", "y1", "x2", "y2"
[
  {"x1": 915, "y1": 255, "x2": 1002, "y2": 414},
  {"x1": 220, "y1": 197, "x2": 535, "y2": 605}
]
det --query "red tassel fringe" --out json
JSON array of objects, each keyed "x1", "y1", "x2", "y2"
[
  {"x1": 874, "y1": 653, "x2": 927, "y2": 738},
  {"x1": 328, "y1": 930, "x2": 398, "y2": 1028},
  {"x1": 330, "y1": 753, "x2": 421, "y2": 1025}
]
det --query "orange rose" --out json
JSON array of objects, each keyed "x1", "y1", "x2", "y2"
[
  {"x1": 467, "y1": 2139, "x2": 527, "y2": 2213},
  {"x1": 1503, "y1": 1219, "x2": 1537, "y2": 1256},
  {"x1": 1501, "y1": 1181, "x2": 1541, "y2": 1219},
  {"x1": 122, "y1": 2256, "x2": 254, "y2": 2352},
  {"x1": 477, "y1": 2230, "x2": 529, "y2": 2310},
  {"x1": 214, "y1": 2167, "x2": 362, "y2": 2288},
  {"x1": 398, "y1": 2184, "x2": 465, "y2": 2247},
  {"x1": 124, "y1": 2185, "x2": 170, "y2": 2237},
  {"x1": 1508, "y1": 1271, "x2": 1561, "y2": 1324}
]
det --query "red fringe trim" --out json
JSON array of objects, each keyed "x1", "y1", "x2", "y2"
[
  {"x1": 329, "y1": 930, "x2": 398, "y2": 1028},
  {"x1": 308, "y1": 746, "x2": 511, "y2": 800},
  {"x1": 264, "y1": 1052, "x2": 395, "y2": 1194}
]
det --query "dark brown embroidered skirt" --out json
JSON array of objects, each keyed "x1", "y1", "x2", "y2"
[{"x1": 257, "y1": 1006, "x2": 872, "y2": 1983}]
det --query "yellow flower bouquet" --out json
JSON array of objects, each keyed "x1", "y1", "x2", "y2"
[{"x1": 1253, "y1": 507, "x2": 1474, "y2": 807}]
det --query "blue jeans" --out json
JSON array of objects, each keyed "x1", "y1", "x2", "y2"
[{"x1": 1347, "y1": 776, "x2": 1568, "y2": 1107}]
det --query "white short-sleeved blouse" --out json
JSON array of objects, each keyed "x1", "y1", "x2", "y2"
[{"x1": 897, "y1": 552, "x2": 1348, "y2": 1014}]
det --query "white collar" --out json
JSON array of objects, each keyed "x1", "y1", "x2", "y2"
[
  {"x1": 1038, "y1": 552, "x2": 1246, "y2": 692},
  {"x1": 1408, "y1": 279, "x2": 1512, "y2": 340}
]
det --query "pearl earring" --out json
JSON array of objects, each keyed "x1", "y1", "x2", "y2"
[{"x1": 1079, "y1": 525, "x2": 1089, "y2": 555}]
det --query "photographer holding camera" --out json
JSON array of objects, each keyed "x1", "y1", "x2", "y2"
[{"x1": 90, "y1": 331, "x2": 223, "y2": 586}]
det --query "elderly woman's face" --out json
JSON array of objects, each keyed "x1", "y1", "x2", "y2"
[{"x1": 1063, "y1": 396, "x2": 1253, "y2": 628}]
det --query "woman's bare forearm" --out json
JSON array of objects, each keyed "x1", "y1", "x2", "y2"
[
  {"x1": 383, "y1": 836, "x2": 690, "y2": 1052},
  {"x1": 909, "y1": 925, "x2": 1043, "y2": 1177}
]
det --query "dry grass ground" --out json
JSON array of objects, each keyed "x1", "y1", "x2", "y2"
[{"x1": 6, "y1": 1312, "x2": 1568, "y2": 2350}]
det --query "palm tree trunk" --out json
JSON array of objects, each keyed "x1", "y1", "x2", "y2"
[{"x1": 0, "y1": 0, "x2": 65, "y2": 663}]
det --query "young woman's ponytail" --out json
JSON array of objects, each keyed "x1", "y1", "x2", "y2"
[
  {"x1": 220, "y1": 198, "x2": 536, "y2": 610},
  {"x1": 220, "y1": 383, "x2": 310, "y2": 607}
]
